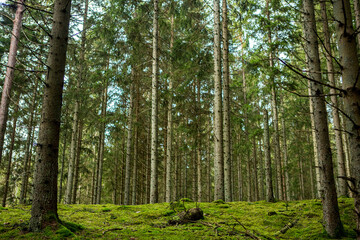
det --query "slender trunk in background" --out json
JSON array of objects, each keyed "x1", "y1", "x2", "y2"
[
  {"x1": 298, "y1": 153, "x2": 305, "y2": 200},
  {"x1": 222, "y1": 0, "x2": 231, "y2": 203},
  {"x1": 72, "y1": 120, "x2": 83, "y2": 204},
  {"x1": 64, "y1": 98, "x2": 79, "y2": 204},
  {"x1": 58, "y1": 131, "x2": 67, "y2": 203},
  {"x1": 213, "y1": 0, "x2": 224, "y2": 201},
  {"x1": 20, "y1": 78, "x2": 38, "y2": 204},
  {"x1": 320, "y1": 0, "x2": 347, "y2": 197},
  {"x1": 91, "y1": 144, "x2": 97, "y2": 204},
  {"x1": 237, "y1": 134, "x2": 243, "y2": 201},
  {"x1": 150, "y1": 0, "x2": 159, "y2": 204},
  {"x1": 266, "y1": 0, "x2": 283, "y2": 200},
  {"x1": 333, "y1": 0, "x2": 360, "y2": 237},
  {"x1": 165, "y1": 15, "x2": 174, "y2": 203},
  {"x1": 207, "y1": 134, "x2": 212, "y2": 202},
  {"x1": 196, "y1": 77, "x2": 202, "y2": 202},
  {"x1": 124, "y1": 76, "x2": 134, "y2": 205},
  {"x1": 96, "y1": 81, "x2": 108, "y2": 204},
  {"x1": 281, "y1": 119, "x2": 290, "y2": 201},
  {"x1": 303, "y1": 0, "x2": 344, "y2": 236},
  {"x1": 0, "y1": 0, "x2": 25, "y2": 166},
  {"x1": 264, "y1": 109, "x2": 275, "y2": 202},
  {"x1": 252, "y1": 137, "x2": 259, "y2": 201},
  {"x1": 2, "y1": 95, "x2": 20, "y2": 207},
  {"x1": 258, "y1": 139, "x2": 264, "y2": 200},
  {"x1": 113, "y1": 143, "x2": 119, "y2": 204},
  {"x1": 132, "y1": 79, "x2": 140, "y2": 205},
  {"x1": 29, "y1": 0, "x2": 72, "y2": 231},
  {"x1": 64, "y1": 0, "x2": 88, "y2": 204}
]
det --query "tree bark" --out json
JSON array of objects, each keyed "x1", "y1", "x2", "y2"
[
  {"x1": 281, "y1": 119, "x2": 290, "y2": 201},
  {"x1": 0, "y1": 0, "x2": 25, "y2": 166},
  {"x1": 150, "y1": 0, "x2": 159, "y2": 204},
  {"x1": 333, "y1": 0, "x2": 360, "y2": 237},
  {"x1": 303, "y1": 0, "x2": 344, "y2": 236},
  {"x1": 29, "y1": 0, "x2": 72, "y2": 231},
  {"x1": 72, "y1": 120, "x2": 83, "y2": 204}
]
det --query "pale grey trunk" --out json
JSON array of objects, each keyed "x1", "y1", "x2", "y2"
[
  {"x1": 0, "y1": 0, "x2": 25, "y2": 166},
  {"x1": 58, "y1": 131, "x2": 67, "y2": 203},
  {"x1": 264, "y1": 109, "x2": 275, "y2": 202},
  {"x1": 132, "y1": 81, "x2": 140, "y2": 205},
  {"x1": 303, "y1": 0, "x2": 344, "y2": 236},
  {"x1": 308, "y1": 83, "x2": 321, "y2": 198},
  {"x1": 222, "y1": 0, "x2": 231, "y2": 203},
  {"x1": 29, "y1": 0, "x2": 72, "y2": 231},
  {"x1": 213, "y1": 0, "x2": 224, "y2": 201},
  {"x1": 252, "y1": 137, "x2": 259, "y2": 201},
  {"x1": 320, "y1": 0, "x2": 347, "y2": 197},
  {"x1": 333, "y1": 0, "x2": 360, "y2": 237},
  {"x1": 258, "y1": 139, "x2": 265, "y2": 200},
  {"x1": 124, "y1": 78, "x2": 134, "y2": 205},
  {"x1": 149, "y1": 0, "x2": 159, "y2": 204}
]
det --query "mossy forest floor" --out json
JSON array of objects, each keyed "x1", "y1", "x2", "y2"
[{"x1": 0, "y1": 197, "x2": 356, "y2": 239}]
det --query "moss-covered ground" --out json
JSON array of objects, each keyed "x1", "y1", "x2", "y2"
[{"x1": 0, "y1": 197, "x2": 355, "y2": 239}]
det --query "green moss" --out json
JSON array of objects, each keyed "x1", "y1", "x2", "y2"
[
  {"x1": 212, "y1": 199, "x2": 225, "y2": 204},
  {"x1": 180, "y1": 198, "x2": 193, "y2": 202},
  {"x1": 101, "y1": 208, "x2": 111, "y2": 212},
  {"x1": 56, "y1": 225, "x2": 75, "y2": 238}
]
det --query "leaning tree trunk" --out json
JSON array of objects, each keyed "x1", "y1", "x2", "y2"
[
  {"x1": 264, "y1": 109, "x2": 275, "y2": 203},
  {"x1": 0, "y1": 0, "x2": 25, "y2": 166},
  {"x1": 149, "y1": 0, "x2": 159, "y2": 204},
  {"x1": 303, "y1": 0, "x2": 344, "y2": 237},
  {"x1": 333, "y1": 0, "x2": 360, "y2": 238},
  {"x1": 320, "y1": 0, "x2": 347, "y2": 197},
  {"x1": 29, "y1": 0, "x2": 72, "y2": 231},
  {"x1": 222, "y1": 0, "x2": 232, "y2": 203}
]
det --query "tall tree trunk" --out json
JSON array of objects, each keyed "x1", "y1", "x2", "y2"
[
  {"x1": 222, "y1": 0, "x2": 231, "y2": 203},
  {"x1": 303, "y1": 0, "x2": 344, "y2": 236},
  {"x1": 124, "y1": 76, "x2": 134, "y2": 205},
  {"x1": 0, "y1": 0, "x2": 25, "y2": 166},
  {"x1": 29, "y1": 0, "x2": 72, "y2": 231},
  {"x1": 333, "y1": 0, "x2": 360, "y2": 237},
  {"x1": 258, "y1": 139, "x2": 264, "y2": 200},
  {"x1": 213, "y1": 0, "x2": 224, "y2": 201},
  {"x1": 2, "y1": 95, "x2": 20, "y2": 207},
  {"x1": 150, "y1": 0, "x2": 159, "y2": 204},
  {"x1": 320, "y1": 0, "x2": 347, "y2": 197},
  {"x1": 132, "y1": 78, "x2": 140, "y2": 205},
  {"x1": 20, "y1": 78, "x2": 38, "y2": 204},
  {"x1": 264, "y1": 109, "x2": 275, "y2": 202}
]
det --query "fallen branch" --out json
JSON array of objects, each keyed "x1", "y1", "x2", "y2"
[
  {"x1": 275, "y1": 219, "x2": 299, "y2": 235},
  {"x1": 102, "y1": 228, "x2": 123, "y2": 235},
  {"x1": 231, "y1": 216, "x2": 260, "y2": 240}
]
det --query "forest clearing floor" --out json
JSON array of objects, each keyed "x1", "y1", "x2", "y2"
[{"x1": 0, "y1": 197, "x2": 356, "y2": 239}]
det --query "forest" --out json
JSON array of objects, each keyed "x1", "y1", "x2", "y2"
[{"x1": 0, "y1": 0, "x2": 359, "y2": 239}]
